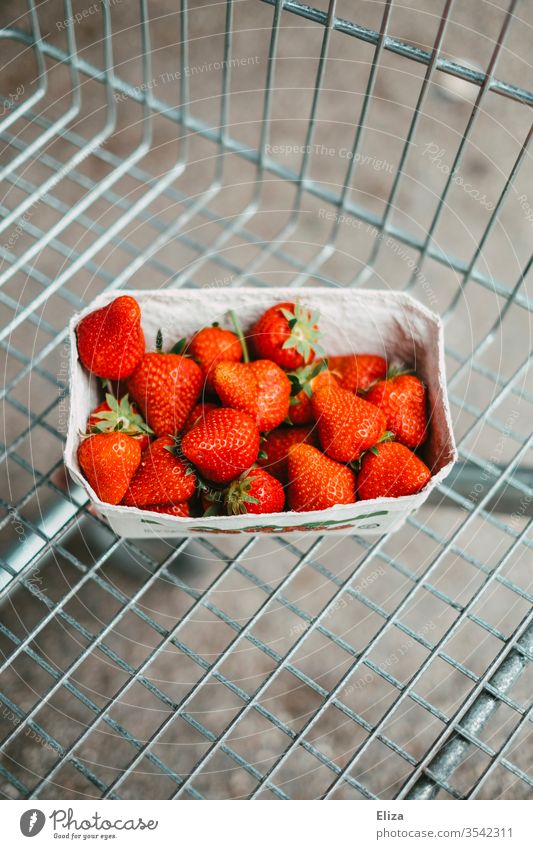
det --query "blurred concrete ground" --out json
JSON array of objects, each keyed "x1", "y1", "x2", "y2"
[{"x1": 0, "y1": 0, "x2": 531, "y2": 799}]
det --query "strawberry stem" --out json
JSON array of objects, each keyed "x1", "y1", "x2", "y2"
[
  {"x1": 156, "y1": 329, "x2": 163, "y2": 353},
  {"x1": 228, "y1": 309, "x2": 250, "y2": 363}
]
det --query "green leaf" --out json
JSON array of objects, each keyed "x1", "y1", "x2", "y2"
[
  {"x1": 242, "y1": 494, "x2": 260, "y2": 505},
  {"x1": 156, "y1": 329, "x2": 163, "y2": 352},
  {"x1": 170, "y1": 337, "x2": 188, "y2": 355},
  {"x1": 258, "y1": 450, "x2": 268, "y2": 460},
  {"x1": 280, "y1": 307, "x2": 295, "y2": 322}
]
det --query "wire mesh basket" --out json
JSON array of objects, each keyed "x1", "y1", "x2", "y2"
[{"x1": 0, "y1": 0, "x2": 531, "y2": 800}]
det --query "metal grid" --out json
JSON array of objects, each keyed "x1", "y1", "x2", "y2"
[{"x1": 0, "y1": 0, "x2": 532, "y2": 799}]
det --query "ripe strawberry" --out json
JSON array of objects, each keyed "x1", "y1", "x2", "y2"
[
  {"x1": 365, "y1": 373, "x2": 427, "y2": 448},
  {"x1": 250, "y1": 359, "x2": 291, "y2": 431},
  {"x1": 181, "y1": 407, "x2": 260, "y2": 483},
  {"x1": 141, "y1": 502, "x2": 191, "y2": 517},
  {"x1": 287, "y1": 362, "x2": 338, "y2": 425},
  {"x1": 287, "y1": 444, "x2": 356, "y2": 512},
  {"x1": 328, "y1": 354, "x2": 387, "y2": 393},
  {"x1": 76, "y1": 295, "x2": 145, "y2": 379},
  {"x1": 250, "y1": 301, "x2": 322, "y2": 370},
  {"x1": 312, "y1": 384, "x2": 387, "y2": 462},
  {"x1": 87, "y1": 393, "x2": 152, "y2": 451},
  {"x1": 122, "y1": 436, "x2": 196, "y2": 507},
  {"x1": 212, "y1": 362, "x2": 258, "y2": 420},
  {"x1": 258, "y1": 425, "x2": 318, "y2": 483},
  {"x1": 127, "y1": 333, "x2": 203, "y2": 437},
  {"x1": 212, "y1": 360, "x2": 291, "y2": 432},
  {"x1": 183, "y1": 401, "x2": 219, "y2": 434},
  {"x1": 189, "y1": 325, "x2": 242, "y2": 391},
  {"x1": 78, "y1": 432, "x2": 141, "y2": 505},
  {"x1": 357, "y1": 441, "x2": 431, "y2": 500},
  {"x1": 226, "y1": 468, "x2": 285, "y2": 515}
]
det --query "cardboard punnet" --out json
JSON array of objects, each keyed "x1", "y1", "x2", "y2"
[{"x1": 65, "y1": 288, "x2": 457, "y2": 537}]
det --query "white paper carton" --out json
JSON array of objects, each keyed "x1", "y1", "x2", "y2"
[{"x1": 65, "y1": 288, "x2": 457, "y2": 538}]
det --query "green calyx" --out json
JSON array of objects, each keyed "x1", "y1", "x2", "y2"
[
  {"x1": 280, "y1": 302, "x2": 324, "y2": 361},
  {"x1": 156, "y1": 329, "x2": 190, "y2": 357},
  {"x1": 90, "y1": 394, "x2": 153, "y2": 436},
  {"x1": 225, "y1": 470, "x2": 260, "y2": 515},
  {"x1": 287, "y1": 358, "x2": 328, "y2": 399},
  {"x1": 385, "y1": 364, "x2": 413, "y2": 380}
]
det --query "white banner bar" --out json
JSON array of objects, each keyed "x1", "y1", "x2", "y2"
[{"x1": 2, "y1": 799, "x2": 531, "y2": 848}]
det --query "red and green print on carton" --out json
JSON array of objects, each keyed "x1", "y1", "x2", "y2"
[{"x1": 139, "y1": 509, "x2": 388, "y2": 533}]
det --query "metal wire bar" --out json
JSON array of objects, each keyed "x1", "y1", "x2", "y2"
[
  {"x1": 258, "y1": 0, "x2": 533, "y2": 107},
  {"x1": 2, "y1": 38, "x2": 531, "y2": 305},
  {"x1": 405, "y1": 623, "x2": 533, "y2": 799},
  {"x1": 249, "y1": 455, "x2": 532, "y2": 798}
]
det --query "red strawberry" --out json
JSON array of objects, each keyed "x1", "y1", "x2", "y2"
[
  {"x1": 250, "y1": 360, "x2": 291, "y2": 431},
  {"x1": 181, "y1": 408, "x2": 260, "y2": 483},
  {"x1": 365, "y1": 373, "x2": 427, "y2": 448},
  {"x1": 288, "y1": 362, "x2": 338, "y2": 425},
  {"x1": 212, "y1": 360, "x2": 290, "y2": 432},
  {"x1": 127, "y1": 334, "x2": 203, "y2": 437},
  {"x1": 122, "y1": 436, "x2": 196, "y2": 507},
  {"x1": 226, "y1": 468, "x2": 285, "y2": 515},
  {"x1": 312, "y1": 384, "x2": 387, "y2": 462},
  {"x1": 183, "y1": 401, "x2": 219, "y2": 434},
  {"x1": 212, "y1": 362, "x2": 258, "y2": 420},
  {"x1": 357, "y1": 441, "x2": 431, "y2": 500},
  {"x1": 189, "y1": 325, "x2": 242, "y2": 391},
  {"x1": 87, "y1": 393, "x2": 152, "y2": 451},
  {"x1": 287, "y1": 444, "x2": 356, "y2": 512},
  {"x1": 250, "y1": 301, "x2": 322, "y2": 370},
  {"x1": 258, "y1": 425, "x2": 318, "y2": 483},
  {"x1": 328, "y1": 354, "x2": 387, "y2": 393},
  {"x1": 78, "y1": 432, "x2": 141, "y2": 505},
  {"x1": 141, "y1": 502, "x2": 191, "y2": 517},
  {"x1": 76, "y1": 295, "x2": 145, "y2": 379}
]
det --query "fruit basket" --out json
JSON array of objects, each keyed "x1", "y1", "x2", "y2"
[{"x1": 65, "y1": 287, "x2": 457, "y2": 537}]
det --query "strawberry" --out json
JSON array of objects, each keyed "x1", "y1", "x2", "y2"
[
  {"x1": 311, "y1": 384, "x2": 387, "y2": 463},
  {"x1": 181, "y1": 407, "x2": 260, "y2": 483},
  {"x1": 183, "y1": 401, "x2": 219, "y2": 434},
  {"x1": 328, "y1": 354, "x2": 387, "y2": 393},
  {"x1": 250, "y1": 301, "x2": 322, "y2": 370},
  {"x1": 141, "y1": 502, "x2": 191, "y2": 517},
  {"x1": 258, "y1": 425, "x2": 318, "y2": 483},
  {"x1": 226, "y1": 468, "x2": 285, "y2": 515},
  {"x1": 287, "y1": 444, "x2": 356, "y2": 512},
  {"x1": 212, "y1": 360, "x2": 291, "y2": 432},
  {"x1": 357, "y1": 441, "x2": 431, "y2": 500},
  {"x1": 212, "y1": 362, "x2": 258, "y2": 420},
  {"x1": 287, "y1": 362, "x2": 338, "y2": 425},
  {"x1": 189, "y1": 325, "x2": 242, "y2": 391},
  {"x1": 78, "y1": 432, "x2": 141, "y2": 505},
  {"x1": 127, "y1": 332, "x2": 203, "y2": 437},
  {"x1": 365, "y1": 373, "x2": 427, "y2": 448},
  {"x1": 76, "y1": 295, "x2": 145, "y2": 380},
  {"x1": 250, "y1": 360, "x2": 291, "y2": 431},
  {"x1": 122, "y1": 436, "x2": 196, "y2": 507},
  {"x1": 87, "y1": 393, "x2": 152, "y2": 451}
]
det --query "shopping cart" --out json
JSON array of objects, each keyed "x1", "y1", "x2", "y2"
[{"x1": 0, "y1": 0, "x2": 531, "y2": 800}]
